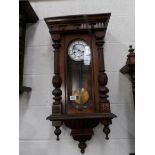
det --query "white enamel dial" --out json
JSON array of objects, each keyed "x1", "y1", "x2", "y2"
[{"x1": 68, "y1": 40, "x2": 91, "y2": 61}]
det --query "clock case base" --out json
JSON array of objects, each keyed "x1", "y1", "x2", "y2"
[
  {"x1": 47, "y1": 113, "x2": 116, "y2": 153},
  {"x1": 45, "y1": 13, "x2": 116, "y2": 153}
]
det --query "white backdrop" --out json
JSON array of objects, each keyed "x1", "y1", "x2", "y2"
[{"x1": 19, "y1": 0, "x2": 135, "y2": 155}]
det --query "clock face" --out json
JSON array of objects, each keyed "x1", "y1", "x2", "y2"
[{"x1": 68, "y1": 40, "x2": 91, "y2": 61}]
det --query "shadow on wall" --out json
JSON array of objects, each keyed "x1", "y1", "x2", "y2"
[
  {"x1": 26, "y1": 22, "x2": 39, "y2": 46},
  {"x1": 19, "y1": 92, "x2": 31, "y2": 112},
  {"x1": 119, "y1": 72, "x2": 133, "y2": 104},
  {"x1": 118, "y1": 72, "x2": 135, "y2": 152},
  {"x1": 19, "y1": 92, "x2": 37, "y2": 140}
]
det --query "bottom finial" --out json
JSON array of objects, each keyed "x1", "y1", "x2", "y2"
[
  {"x1": 54, "y1": 126, "x2": 61, "y2": 141},
  {"x1": 103, "y1": 125, "x2": 110, "y2": 140},
  {"x1": 78, "y1": 142, "x2": 87, "y2": 154}
]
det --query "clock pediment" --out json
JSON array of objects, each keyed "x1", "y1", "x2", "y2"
[{"x1": 45, "y1": 13, "x2": 111, "y2": 34}]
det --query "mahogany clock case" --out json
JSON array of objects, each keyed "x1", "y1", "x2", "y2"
[{"x1": 45, "y1": 13, "x2": 116, "y2": 153}]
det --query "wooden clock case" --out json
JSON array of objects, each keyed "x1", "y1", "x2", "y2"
[{"x1": 45, "y1": 13, "x2": 116, "y2": 153}]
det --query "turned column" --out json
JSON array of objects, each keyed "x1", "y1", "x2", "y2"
[
  {"x1": 51, "y1": 34, "x2": 62, "y2": 140},
  {"x1": 95, "y1": 31, "x2": 111, "y2": 139}
]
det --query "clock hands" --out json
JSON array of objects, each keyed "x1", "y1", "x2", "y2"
[
  {"x1": 69, "y1": 40, "x2": 91, "y2": 61},
  {"x1": 73, "y1": 45, "x2": 85, "y2": 57}
]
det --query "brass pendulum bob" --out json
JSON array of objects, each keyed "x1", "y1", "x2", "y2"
[{"x1": 73, "y1": 88, "x2": 89, "y2": 104}]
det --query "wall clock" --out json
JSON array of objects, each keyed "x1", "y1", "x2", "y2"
[{"x1": 45, "y1": 13, "x2": 116, "y2": 153}]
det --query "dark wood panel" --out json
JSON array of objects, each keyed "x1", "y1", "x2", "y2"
[
  {"x1": 19, "y1": 0, "x2": 38, "y2": 94},
  {"x1": 19, "y1": 0, "x2": 38, "y2": 23},
  {"x1": 120, "y1": 45, "x2": 135, "y2": 103}
]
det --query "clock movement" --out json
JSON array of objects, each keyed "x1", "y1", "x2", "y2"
[{"x1": 45, "y1": 13, "x2": 116, "y2": 153}]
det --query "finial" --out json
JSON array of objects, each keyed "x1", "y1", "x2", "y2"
[
  {"x1": 129, "y1": 45, "x2": 134, "y2": 53},
  {"x1": 129, "y1": 45, "x2": 132, "y2": 49}
]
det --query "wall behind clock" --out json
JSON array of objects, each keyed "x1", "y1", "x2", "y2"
[{"x1": 19, "y1": 0, "x2": 135, "y2": 155}]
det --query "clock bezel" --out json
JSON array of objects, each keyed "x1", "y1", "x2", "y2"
[{"x1": 67, "y1": 39, "x2": 91, "y2": 62}]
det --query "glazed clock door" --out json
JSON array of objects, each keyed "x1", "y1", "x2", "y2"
[{"x1": 65, "y1": 35, "x2": 95, "y2": 114}]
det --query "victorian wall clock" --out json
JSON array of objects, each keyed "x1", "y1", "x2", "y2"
[{"x1": 45, "y1": 13, "x2": 116, "y2": 153}]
